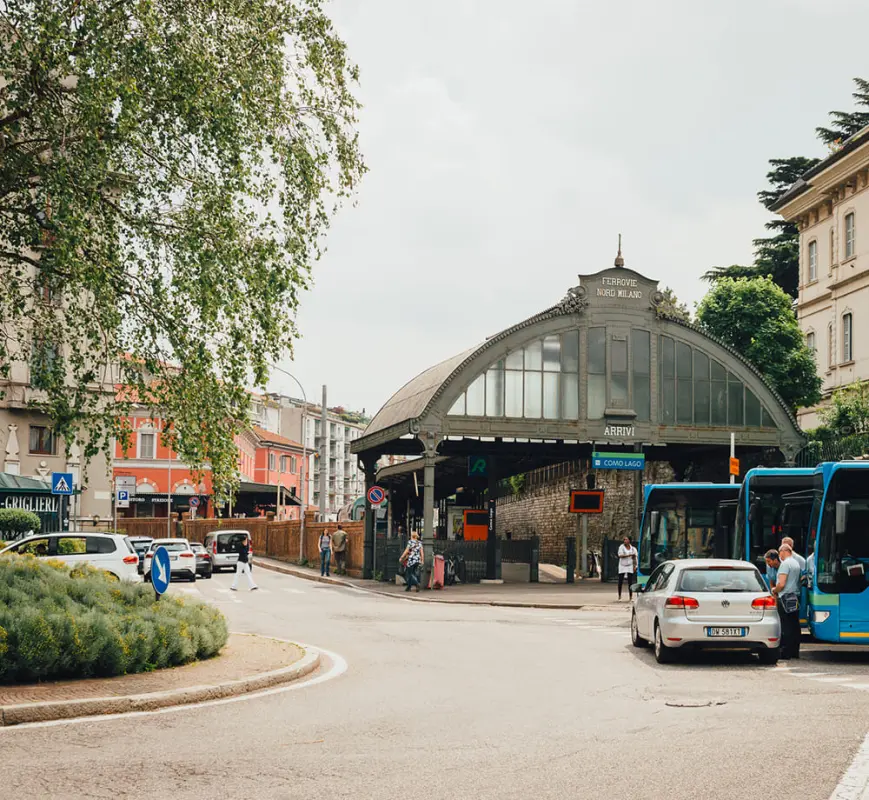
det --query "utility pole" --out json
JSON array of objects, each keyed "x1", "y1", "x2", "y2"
[{"x1": 320, "y1": 384, "x2": 328, "y2": 520}]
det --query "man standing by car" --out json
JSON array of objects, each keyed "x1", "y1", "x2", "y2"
[
  {"x1": 763, "y1": 549, "x2": 780, "y2": 591},
  {"x1": 331, "y1": 524, "x2": 347, "y2": 575},
  {"x1": 781, "y1": 536, "x2": 806, "y2": 572},
  {"x1": 770, "y1": 543, "x2": 801, "y2": 660},
  {"x1": 230, "y1": 534, "x2": 257, "y2": 592}
]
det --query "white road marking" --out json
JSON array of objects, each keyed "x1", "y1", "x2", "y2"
[
  {"x1": 283, "y1": 588, "x2": 305, "y2": 594},
  {"x1": 812, "y1": 676, "x2": 859, "y2": 683},
  {"x1": 828, "y1": 728, "x2": 869, "y2": 799},
  {"x1": 0, "y1": 641, "x2": 348, "y2": 732}
]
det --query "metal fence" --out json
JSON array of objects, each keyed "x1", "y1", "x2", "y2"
[
  {"x1": 500, "y1": 539, "x2": 532, "y2": 563},
  {"x1": 794, "y1": 433, "x2": 869, "y2": 467},
  {"x1": 431, "y1": 539, "x2": 488, "y2": 583}
]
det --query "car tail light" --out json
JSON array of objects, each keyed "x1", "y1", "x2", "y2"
[
  {"x1": 202, "y1": 553, "x2": 211, "y2": 559},
  {"x1": 752, "y1": 596, "x2": 777, "y2": 609},
  {"x1": 665, "y1": 595, "x2": 700, "y2": 609},
  {"x1": 180, "y1": 552, "x2": 194, "y2": 558},
  {"x1": 123, "y1": 555, "x2": 138, "y2": 565},
  {"x1": 145, "y1": 552, "x2": 153, "y2": 558},
  {"x1": 212, "y1": 541, "x2": 217, "y2": 555}
]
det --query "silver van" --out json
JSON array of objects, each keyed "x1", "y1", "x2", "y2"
[{"x1": 202, "y1": 529, "x2": 253, "y2": 573}]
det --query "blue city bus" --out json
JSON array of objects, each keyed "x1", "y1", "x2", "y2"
[
  {"x1": 809, "y1": 461, "x2": 869, "y2": 643},
  {"x1": 637, "y1": 483, "x2": 741, "y2": 583},
  {"x1": 728, "y1": 467, "x2": 815, "y2": 626},
  {"x1": 729, "y1": 468, "x2": 815, "y2": 570}
]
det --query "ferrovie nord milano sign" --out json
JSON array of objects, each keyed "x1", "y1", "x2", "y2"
[{"x1": 579, "y1": 265, "x2": 660, "y2": 309}]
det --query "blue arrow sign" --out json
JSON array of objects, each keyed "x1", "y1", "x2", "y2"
[
  {"x1": 592, "y1": 452, "x2": 645, "y2": 471},
  {"x1": 150, "y1": 546, "x2": 171, "y2": 596},
  {"x1": 51, "y1": 472, "x2": 74, "y2": 495}
]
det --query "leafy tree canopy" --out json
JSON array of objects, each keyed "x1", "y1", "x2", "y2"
[
  {"x1": 695, "y1": 277, "x2": 822, "y2": 412},
  {"x1": 0, "y1": 0, "x2": 365, "y2": 498},
  {"x1": 657, "y1": 286, "x2": 691, "y2": 322},
  {"x1": 818, "y1": 381, "x2": 869, "y2": 437}
]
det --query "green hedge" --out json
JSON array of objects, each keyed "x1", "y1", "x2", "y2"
[
  {"x1": 0, "y1": 557, "x2": 228, "y2": 682},
  {"x1": 0, "y1": 509, "x2": 41, "y2": 539}
]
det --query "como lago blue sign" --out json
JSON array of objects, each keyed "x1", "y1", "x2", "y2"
[{"x1": 592, "y1": 452, "x2": 646, "y2": 471}]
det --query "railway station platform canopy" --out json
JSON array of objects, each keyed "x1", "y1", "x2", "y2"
[{"x1": 350, "y1": 255, "x2": 805, "y2": 574}]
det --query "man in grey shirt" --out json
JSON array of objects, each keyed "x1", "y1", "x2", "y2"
[
  {"x1": 781, "y1": 537, "x2": 806, "y2": 572},
  {"x1": 771, "y1": 543, "x2": 801, "y2": 659}
]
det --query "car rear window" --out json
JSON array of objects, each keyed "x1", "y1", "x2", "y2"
[
  {"x1": 678, "y1": 568, "x2": 765, "y2": 593},
  {"x1": 156, "y1": 542, "x2": 189, "y2": 552},
  {"x1": 216, "y1": 533, "x2": 248, "y2": 552}
]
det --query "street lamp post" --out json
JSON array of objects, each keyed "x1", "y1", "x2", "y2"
[{"x1": 270, "y1": 365, "x2": 308, "y2": 562}]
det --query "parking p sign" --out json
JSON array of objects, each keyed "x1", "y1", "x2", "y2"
[{"x1": 116, "y1": 489, "x2": 130, "y2": 509}]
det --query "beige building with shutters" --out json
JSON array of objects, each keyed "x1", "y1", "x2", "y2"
[{"x1": 774, "y1": 125, "x2": 869, "y2": 430}]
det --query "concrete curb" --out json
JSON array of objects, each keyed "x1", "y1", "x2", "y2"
[
  {"x1": 256, "y1": 560, "x2": 630, "y2": 612},
  {"x1": 0, "y1": 636, "x2": 320, "y2": 727}
]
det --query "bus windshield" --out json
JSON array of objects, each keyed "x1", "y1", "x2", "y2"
[
  {"x1": 732, "y1": 472, "x2": 814, "y2": 571},
  {"x1": 639, "y1": 486, "x2": 740, "y2": 574},
  {"x1": 817, "y1": 468, "x2": 869, "y2": 594}
]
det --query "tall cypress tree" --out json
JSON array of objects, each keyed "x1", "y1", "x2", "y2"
[{"x1": 816, "y1": 78, "x2": 869, "y2": 145}]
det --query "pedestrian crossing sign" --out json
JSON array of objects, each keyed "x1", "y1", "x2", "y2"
[{"x1": 51, "y1": 472, "x2": 74, "y2": 496}]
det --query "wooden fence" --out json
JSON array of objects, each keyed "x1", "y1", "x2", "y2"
[
  {"x1": 115, "y1": 518, "x2": 179, "y2": 540},
  {"x1": 181, "y1": 518, "x2": 365, "y2": 577}
]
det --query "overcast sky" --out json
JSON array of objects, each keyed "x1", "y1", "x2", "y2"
[{"x1": 269, "y1": 0, "x2": 869, "y2": 417}]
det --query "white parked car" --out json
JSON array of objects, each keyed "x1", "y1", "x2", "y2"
[
  {"x1": 631, "y1": 559, "x2": 781, "y2": 665},
  {"x1": 0, "y1": 532, "x2": 142, "y2": 582},
  {"x1": 144, "y1": 538, "x2": 197, "y2": 583}
]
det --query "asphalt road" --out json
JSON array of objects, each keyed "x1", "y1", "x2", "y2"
[{"x1": 3, "y1": 568, "x2": 869, "y2": 799}]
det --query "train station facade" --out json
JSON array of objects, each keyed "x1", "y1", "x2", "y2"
[{"x1": 351, "y1": 258, "x2": 806, "y2": 579}]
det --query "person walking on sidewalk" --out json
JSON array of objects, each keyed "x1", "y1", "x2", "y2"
[
  {"x1": 319, "y1": 529, "x2": 333, "y2": 577},
  {"x1": 400, "y1": 531, "x2": 423, "y2": 592},
  {"x1": 331, "y1": 524, "x2": 347, "y2": 575},
  {"x1": 617, "y1": 536, "x2": 638, "y2": 601},
  {"x1": 230, "y1": 534, "x2": 257, "y2": 592}
]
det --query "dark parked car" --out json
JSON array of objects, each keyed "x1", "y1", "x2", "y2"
[
  {"x1": 191, "y1": 542, "x2": 213, "y2": 579},
  {"x1": 128, "y1": 537, "x2": 154, "y2": 575}
]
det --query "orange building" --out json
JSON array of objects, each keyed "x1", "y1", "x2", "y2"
[{"x1": 113, "y1": 413, "x2": 306, "y2": 520}]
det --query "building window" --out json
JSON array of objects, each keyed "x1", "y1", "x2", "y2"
[
  {"x1": 808, "y1": 239, "x2": 818, "y2": 282},
  {"x1": 268, "y1": 453, "x2": 276, "y2": 471},
  {"x1": 29, "y1": 425, "x2": 55, "y2": 455},
  {"x1": 845, "y1": 213, "x2": 856, "y2": 259},
  {"x1": 843, "y1": 313, "x2": 853, "y2": 362},
  {"x1": 632, "y1": 330, "x2": 651, "y2": 422},
  {"x1": 828, "y1": 322, "x2": 835, "y2": 368},
  {"x1": 280, "y1": 455, "x2": 288, "y2": 473},
  {"x1": 448, "y1": 331, "x2": 579, "y2": 421},
  {"x1": 830, "y1": 227, "x2": 836, "y2": 268},
  {"x1": 290, "y1": 456, "x2": 298, "y2": 474},
  {"x1": 30, "y1": 339, "x2": 59, "y2": 390},
  {"x1": 806, "y1": 332, "x2": 816, "y2": 353},
  {"x1": 138, "y1": 431, "x2": 155, "y2": 460}
]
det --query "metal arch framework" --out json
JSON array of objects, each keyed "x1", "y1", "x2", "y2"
[{"x1": 352, "y1": 266, "x2": 805, "y2": 460}]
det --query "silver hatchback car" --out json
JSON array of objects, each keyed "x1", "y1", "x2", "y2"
[{"x1": 631, "y1": 559, "x2": 781, "y2": 665}]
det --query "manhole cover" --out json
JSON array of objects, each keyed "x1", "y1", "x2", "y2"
[{"x1": 665, "y1": 699, "x2": 727, "y2": 708}]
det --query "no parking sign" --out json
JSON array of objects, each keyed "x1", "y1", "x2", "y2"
[{"x1": 367, "y1": 486, "x2": 386, "y2": 507}]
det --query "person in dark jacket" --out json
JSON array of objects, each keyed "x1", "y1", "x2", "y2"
[{"x1": 231, "y1": 534, "x2": 257, "y2": 591}]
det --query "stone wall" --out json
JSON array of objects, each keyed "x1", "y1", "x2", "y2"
[{"x1": 496, "y1": 460, "x2": 674, "y2": 565}]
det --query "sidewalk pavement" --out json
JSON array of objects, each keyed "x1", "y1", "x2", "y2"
[
  {"x1": 0, "y1": 633, "x2": 318, "y2": 726},
  {"x1": 255, "y1": 556, "x2": 634, "y2": 610}
]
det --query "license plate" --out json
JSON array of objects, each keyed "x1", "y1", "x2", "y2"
[
  {"x1": 227, "y1": 554, "x2": 238, "y2": 561},
  {"x1": 706, "y1": 627, "x2": 746, "y2": 637}
]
